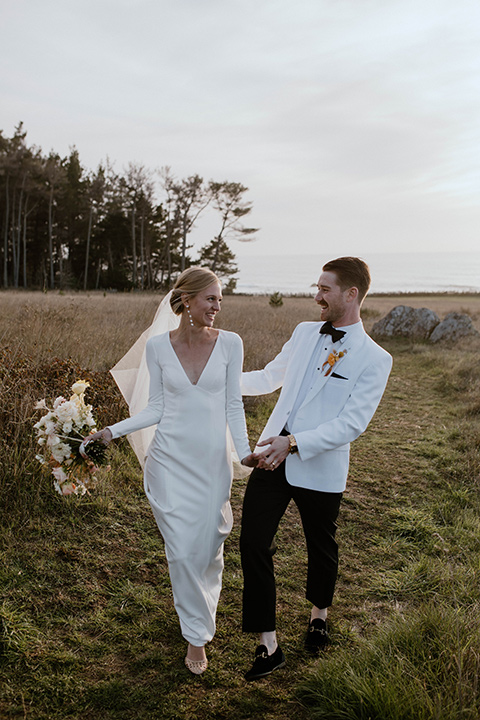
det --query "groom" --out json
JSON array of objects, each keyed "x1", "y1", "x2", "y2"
[{"x1": 240, "y1": 256, "x2": 392, "y2": 680}]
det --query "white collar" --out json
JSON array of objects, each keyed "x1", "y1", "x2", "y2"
[{"x1": 334, "y1": 320, "x2": 363, "y2": 345}]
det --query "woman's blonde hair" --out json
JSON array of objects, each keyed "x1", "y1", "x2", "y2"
[{"x1": 170, "y1": 267, "x2": 221, "y2": 315}]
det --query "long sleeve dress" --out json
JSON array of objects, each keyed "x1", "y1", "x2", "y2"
[{"x1": 108, "y1": 329, "x2": 251, "y2": 646}]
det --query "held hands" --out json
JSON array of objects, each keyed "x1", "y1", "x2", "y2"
[
  {"x1": 240, "y1": 453, "x2": 260, "y2": 468},
  {"x1": 255, "y1": 435, "x2": 290, "y2": 471},
  {"x1": 80, "y1": 428, "x2": 113, "y2": 460}
]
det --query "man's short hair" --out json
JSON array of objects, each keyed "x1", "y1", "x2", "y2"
[{"x1": 322, "y1": 257, "x2": 371, "y2": 303}]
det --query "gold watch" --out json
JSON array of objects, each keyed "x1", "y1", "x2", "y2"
[{"x1": 287, "y1": 434, "x2": 298, "y2": 454}]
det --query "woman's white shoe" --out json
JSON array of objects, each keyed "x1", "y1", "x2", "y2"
[{"x1": 185, "y1": 656, "x2": 208, "y2": 675}]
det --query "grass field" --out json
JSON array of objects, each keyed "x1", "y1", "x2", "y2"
[{"x1": 1, "y1": 290, "x2": 479, "y2": 720}]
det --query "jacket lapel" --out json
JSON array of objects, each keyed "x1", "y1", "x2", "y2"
[
  {"x1": 300, "y1": 327, "x2": 366, "y2": 408},
  {"x1": 301, "y1": 363, "x2": 331, "y2": 406},
  {"x1": 289, "y1": 327, "x2": 322, "y2": 403}
]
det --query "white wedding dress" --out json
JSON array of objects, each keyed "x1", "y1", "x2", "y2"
[{"x1": 108, "y1": 329, "x2": 251, "y2": 646}]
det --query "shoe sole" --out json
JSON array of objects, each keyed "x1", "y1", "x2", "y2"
[{"x1": 245, "y1": 659, "x2": 286, "y2": 681}]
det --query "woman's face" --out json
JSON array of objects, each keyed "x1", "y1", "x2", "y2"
[{"x1": 187, "y1": 281, "x2": 222, "y2": 327}]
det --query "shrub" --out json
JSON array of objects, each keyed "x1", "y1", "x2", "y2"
[{"x1": 269, "y1": 291, "x2": 283, "y2": 307}]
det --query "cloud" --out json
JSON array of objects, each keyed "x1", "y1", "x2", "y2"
[{"x1": 2, "y1": 0, "x2": 480, "y2": 255}]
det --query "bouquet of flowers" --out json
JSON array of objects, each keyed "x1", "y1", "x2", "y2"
[{"x1": 34, "y1": 380, "x2": 109, "y2": 496}]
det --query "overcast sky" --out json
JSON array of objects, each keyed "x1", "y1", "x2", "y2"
[{"x1": 2, "y1": 0, "x2": 480, "y2": 258}]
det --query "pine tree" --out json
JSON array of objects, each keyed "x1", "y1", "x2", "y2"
[{"x1": 197, "y1": 238, "x2": 238, "y2": 281}]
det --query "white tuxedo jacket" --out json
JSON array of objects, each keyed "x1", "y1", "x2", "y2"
[{"x1": 241, "y1": 321, "x2": 392, "y2": 493}]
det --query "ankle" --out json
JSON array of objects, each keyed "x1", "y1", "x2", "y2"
[
  {"x1": 187, "y1": 643, "x2": 206, "y2": 661},
  {"x1": 310, "y1": 607, "x2": 328, "y2": 622},
  {"x1": 259, "y1": 631, "x2": 277, "y2": 655}
]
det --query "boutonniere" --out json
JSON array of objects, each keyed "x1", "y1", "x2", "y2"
[{"x1": 322, "y1": 349, "x2": 347, "y2": 376}]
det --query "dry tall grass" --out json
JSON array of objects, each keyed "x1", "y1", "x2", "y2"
[{"x1": 3, "y1": 290, "x2": 479, "y2": 371}]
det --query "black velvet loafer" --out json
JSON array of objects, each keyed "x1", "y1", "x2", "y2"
[
  {"x1": 305, "y1": 618, "x2": 330, "y2": 655},
  {"x1": 244, "y1": 644, "x2": 286, "y2": 681}
]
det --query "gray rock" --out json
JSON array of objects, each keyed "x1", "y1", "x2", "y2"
[
  {"x1": 372, "y1": 305, "x2": 440, "y2": 340},
  {"x1": 429, "y1": 312, "x2": 480, "y2": 343}
]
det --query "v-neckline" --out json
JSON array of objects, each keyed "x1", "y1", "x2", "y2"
[{"x1": 168, "y1": 331, "x2": 220, "y2": 386}]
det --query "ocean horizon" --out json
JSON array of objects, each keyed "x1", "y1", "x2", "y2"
[{"x1": 233, "y1": 251, "x2": 480, "y2": 295}]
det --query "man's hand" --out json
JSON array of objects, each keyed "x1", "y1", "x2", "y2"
[{"x1": 256, "y1": 435, "x2": 290, "y2": 471}]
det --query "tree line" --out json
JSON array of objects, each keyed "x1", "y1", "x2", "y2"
[{"x1": 0, "y1": 123, "x2": 258, "y2": 291}]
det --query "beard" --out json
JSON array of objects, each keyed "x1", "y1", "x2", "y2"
[{"x1": 319, "y1": 301, "x2": 345, "y2": 324}]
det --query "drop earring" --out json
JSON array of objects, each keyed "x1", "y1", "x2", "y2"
[{"x1": 185, "y1": 304, "x2": 194, "y2": 327}]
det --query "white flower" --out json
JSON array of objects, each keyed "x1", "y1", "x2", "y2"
[
  {"x1": 34, "y1": 411, "x2": 53, "y2": 430},
  {"x1": 53, "y1": 396, "x2": 66, "y2": 410},
  {"x1": 55, "y1": 401, "x2": 77, "y2": 424},
  {"x1": 35, "y1": 399, "x2": 47, "y2": 410},
  {"x1": 62, "y1": 420, "x2": 73, "y2": 435},
  {"x1": 44, "y1": 420, "x2": 56, "y2": 437},
  {"x1": 51, "y1": 442, "x2": 72, "y2": 464},
  {"x1": 52, "y1": 466, "x2": 68, "y2": 483},
  {"x1": 62, "y1": 483, "x2": 78, "y2": 496},
  {"x1": 71, "y1": 380, "x2": 90, "y2": 396}
]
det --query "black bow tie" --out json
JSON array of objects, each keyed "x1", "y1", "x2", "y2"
[{"x1": 320, "y1": 321, "x2": 346, "y2": 343}]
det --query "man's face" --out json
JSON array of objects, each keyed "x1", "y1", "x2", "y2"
[{"x1": 315, "y1": 271, "x2": 351, "y2": 324}]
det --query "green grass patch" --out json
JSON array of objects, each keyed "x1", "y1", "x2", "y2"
[{"x1": 298, "y1": 605, "x2": 480, "y2": 720}]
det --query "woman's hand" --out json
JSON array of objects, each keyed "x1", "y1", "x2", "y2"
[
  {"x1": 80, "y1": 428, "x2": 113, "y2": 459},
  {"x1": 240, "y1": 453, "x2": 259, "y2": 468}
]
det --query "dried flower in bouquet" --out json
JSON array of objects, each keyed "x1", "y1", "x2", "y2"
[{"x1": 34, "y1": 380, "x2": 110, "y2": 496}]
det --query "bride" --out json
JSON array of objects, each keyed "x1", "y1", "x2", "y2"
[{"x1": 83, "y1": 267, "x2": 257, "y2": 674}]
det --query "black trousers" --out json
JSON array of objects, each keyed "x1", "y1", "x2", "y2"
[{"x1": 240, "y1": 461, "x2": 342, "y2": 632}]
